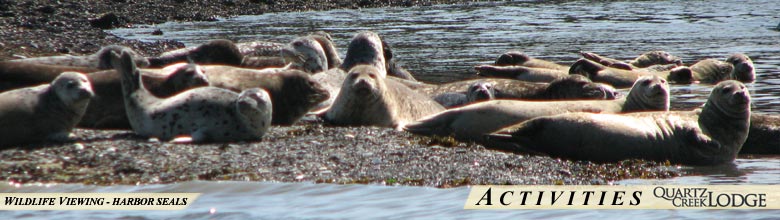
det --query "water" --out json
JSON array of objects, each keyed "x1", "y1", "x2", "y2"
[{"x1": 10, "y1": 0, "x2": 780, "y2": 219}]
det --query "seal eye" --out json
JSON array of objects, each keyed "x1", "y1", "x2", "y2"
[
  {"x1": 641, "y1": 80, "x2": 651, "y2": 86},
  {"x1": 368, "y1": 73, "x2": 377, "y2": 79},
  {"x1": 293, "y1": 42, "x2": 303, "y2": 47},
  {"x1": 66, "y1": 81, "x2": 77, "y2": 89}
]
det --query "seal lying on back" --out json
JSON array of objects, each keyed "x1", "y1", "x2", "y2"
[
  {"x1": 412, "y1": 74, "x2": 618, "y2": 101},
  {"x1": 112, "y1": 50, "x2": 273, "y2": 143},
  {"x1": 580, "y1": 51, "x2": 683, "y2": 70},
  {"x1": 0, "y1": 72, "x2": 94, "y2": 148},
  {"x1": 474, "y1": 64, "x2": 568, "y2": 82},
  {"x1": 570, "y1": 58, "x2": 692, "y2": 88},
  {"x1": 433, "y1": 81, "x2": 496, "y2": 108},
  {"x1": 324, "y1": 65, "x2": 444, "y2": 128},
  {"x1": 404, "y1": 75, "x2": 669, "y2": 142},
  {"x1": 9, "y1": 45, "x2": 149, "y2": 69},
  {"x1": 487, "y1": 80, "x2": 751, "y2": 165}
]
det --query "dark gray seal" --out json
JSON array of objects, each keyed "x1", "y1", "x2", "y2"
[
  {"x1": 201, "y1": 65, "x2": 329, "y2": 125},
  {"x1": 148, "y1": 39, "x2": 244, "y2": 68},
  {"x1": 0, "y1": 72, "x2": 94, "y2": 148},
  {"x1": 324, "y1": 65, "x2": 445, "y2": 128},
  {"x1": 740, "y1": 113, "x2": 780, "y2": 154},
  {"x1": 112, "y1": 50, "x2": 273, "y2": 143},
  {"x1": 0, "y1": 61, "x2": 99, "y2": 91},
  {"x1": 487, "y1": 80, "x2": 751, "y2": 165}
]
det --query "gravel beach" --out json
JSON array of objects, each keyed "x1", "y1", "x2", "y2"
[{"x1": 0, "y1": 0, "x2": 681, "y2": 187}]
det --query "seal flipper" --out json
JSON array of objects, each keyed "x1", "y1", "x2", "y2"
[
  {"x1": 402, "y1": 110, "x2": 458, "y2": 137},
  {"x1": 569, "y1": 58, "x2": 605, "y2": 78}
]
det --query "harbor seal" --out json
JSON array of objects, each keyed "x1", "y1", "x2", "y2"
[
  {"x1": 404, "y1": 75, "x2": 669, "y2": 142},
  {"x1": 112, "y1": 50, "x2": 273, "y2": 143},
  {"x1": 432, "y1": 81, "x2": 496, "y2": 108},
  {"x1": 0, "y1": 61, "x2": 99, "y2": 91},
  {"x1": 201, "y1": 65, "x2": 329, "y2": 125},
  {"x1": 570, "y1": 58, "x2": 692, "y2": 88},
  {"x1": 282, "y1": 36, "x2": 329, "y2": 73},
  {"x1": 474, "y1": 64, "x2": 568, "y2": 82},
  {"x1": 324, "y1": 65, "x2": 444, "y2": 128},
  {"x1": 725, "y1": 53, "x2": 755, "y2": 83},
  {"x1": 580, "y1": 51, "x2": 683, "y2": 70},
  {"x1": 486, "y1": 80, "x2": 751, "y2": 165},
  {"x1": 340, "y1": 31, "x2": 387, "y2": 76},
  {"x1": 9, "y1": 45, "x2": 149, "y2": 69},
  {"x1": 740, "y1": 114, "x2": 780, "y2": 154},
  {"x1": 78, "y1": 62, "x2": 211, "y2": 128},
  {"x1": 148, "y1": 39, "x2": 244, "y2": 68},
  {"x1": 0, "y1": 72, "x2": 94, "y2": 148},
  {"x1": 493, "y1": 51, "x2": 569, "y2": 71},
  {"x1": 413, "y1": 75, "x2": 618, "y2": 101}
]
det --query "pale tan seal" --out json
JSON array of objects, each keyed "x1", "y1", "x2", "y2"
[
  {"x1": 404, "y1": 75, "x2": 669, "y2": 142},
  {"x1": 324, "y1": 65, "x2": 444, "y2": 128},
  {"x1": 9, "y1": 45, "x2": 149, "y2": 69},
  {"x1": 474, "y1": 64, "x2": 569, "y2": 82},
  {"x1": 0, "y1": 72, "x2": 94, "y2": 148},
  {"x1": 112, "y1": 50, "x2": 273, "y2": 143},
  {"x1": 487, "y1": 80, "x2": 751, "y2": 165},
  {"x1": 432, "y1": 81, "x2": 496, "y2": 108}
]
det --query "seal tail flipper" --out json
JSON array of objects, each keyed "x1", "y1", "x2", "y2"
[
  {"x1": 569, "y1": 58, "x2": 604, "y2": 77},
  {"x1": 481, "y1": 132, "x2": 547, "y2": 155},
  {"x1": 401, "y1": 111, "x2": 457, "y2": 137}
]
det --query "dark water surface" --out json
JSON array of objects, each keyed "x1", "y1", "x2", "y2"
[{"x1": 7, "y1": 0, "x2": 778, "y2": 219}]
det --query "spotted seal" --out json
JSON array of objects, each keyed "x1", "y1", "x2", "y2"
[
  {"x1": 404, "y1": 75, "x2": 669, "y2": 142},
  {"x1": 324, "y1": 65, "x2": 444, "y2": 128},
  {"x1": 112, "y1": 50, "x2": 273, "y2": 142},
  {"x1": 0, "y1": 72, "x2": 94, "y2": 148},
  {"x1": 487, "y1": 80, "x2": 751, "y2": 165}
]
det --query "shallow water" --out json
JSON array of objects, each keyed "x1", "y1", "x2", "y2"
[{"x1": 14, "y1": 0, "x2": 773, "y2": 219}]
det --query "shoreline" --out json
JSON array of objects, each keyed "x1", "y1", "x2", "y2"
[{"x1": 0, "y1": 0, "x2": 682, "y2": 187}]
